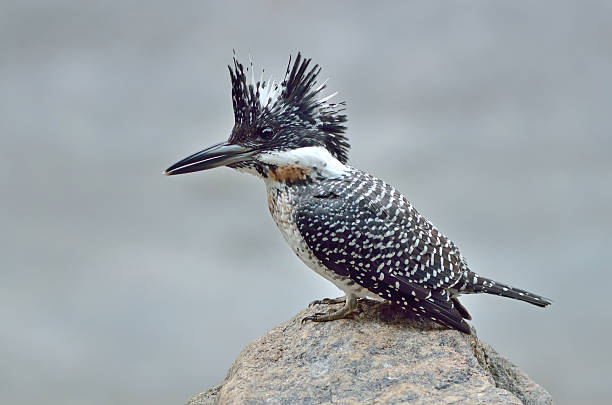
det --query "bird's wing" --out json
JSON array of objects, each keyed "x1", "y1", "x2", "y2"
[{"x1": 295, "y1": 172, "x2": 471, "y2": 332}]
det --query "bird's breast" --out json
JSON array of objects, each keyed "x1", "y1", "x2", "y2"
[
  {"x1": 266, "y1": 185, "x2": 301, "y2": 248},
  {"x1": 265, "y1": 183, "x2": 376, "y2": 299},
  {"x1": 266, "y1": 185, "x2": 336, "y2": 277}
]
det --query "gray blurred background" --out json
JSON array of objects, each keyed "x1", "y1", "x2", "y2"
[{"x1": 1, "y1": 1, "x2": 611, "y2": 404}]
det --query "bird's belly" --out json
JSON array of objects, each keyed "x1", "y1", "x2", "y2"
[{"x1": 266, "y1": 186, "x2": 378, "y2": 300}]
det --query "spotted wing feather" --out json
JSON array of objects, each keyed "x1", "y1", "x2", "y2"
[{"x1": 295, "y1": 170, "x2": 472, "y2": 333}]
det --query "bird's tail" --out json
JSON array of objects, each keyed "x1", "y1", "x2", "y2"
[{"x1": 470, "y1": 276, "x2": 552, "y2": 307}]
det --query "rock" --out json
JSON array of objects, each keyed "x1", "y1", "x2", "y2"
[{"x1": 188, "y1": 299, "x2": 552, "y2": 405}]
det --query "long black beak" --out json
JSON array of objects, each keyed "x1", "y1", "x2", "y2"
[{"x1": 164, "y1": 142, "x2": 255, "y2": 176}]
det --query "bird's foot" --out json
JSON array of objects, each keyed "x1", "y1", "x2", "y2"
[
  {"x1": 308, "y1": 297, "x2": 346, "y2": 307},
  {"x1": 301, "y1": 312, "x2": 329, "y2": 323},
  {"x1": 302, "y1": 294, "x2": 358, "y2": 324}
]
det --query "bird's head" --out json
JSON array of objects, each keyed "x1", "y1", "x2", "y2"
[{"x1": 164, "y1": 53, "x2": 349, "y2": 182}]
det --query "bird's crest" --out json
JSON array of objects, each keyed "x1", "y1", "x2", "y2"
[{"x1": 228, "y1": 52, "x2": 350, "y2": 163}]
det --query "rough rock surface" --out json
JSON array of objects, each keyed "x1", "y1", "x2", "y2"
[{"x1": 188, "y1": 299, "x2": 551, "y2": 404}]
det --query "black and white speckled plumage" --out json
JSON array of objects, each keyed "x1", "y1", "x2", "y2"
[
  {"x1": 266, "y1": 162, "x2": 552, "y2": 333},
  {"x1": 284, "y1": 167, "x2": 552, "y2": 333},
  {"x1": 166, "y1": 52, "x2": 552, "y2": 334}
]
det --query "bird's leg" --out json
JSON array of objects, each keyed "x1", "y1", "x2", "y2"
[
  {"x1": 308, "y1": 296, "x2": 347, "y2": 307},
  {"x1": 302, "y1": 294, "x2": 358, "y2": 323}
]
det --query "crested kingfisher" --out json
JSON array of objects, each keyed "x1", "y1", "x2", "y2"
[{"x1": 164, "y1": 53, "x2": 551, "y2": 334}]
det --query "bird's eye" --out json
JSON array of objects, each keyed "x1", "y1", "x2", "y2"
[{"x1": 260, "y1": 127, "x2": 274, "y2": 140}]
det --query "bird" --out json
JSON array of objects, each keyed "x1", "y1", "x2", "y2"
[{"x1": 164, "y1": 52, "x2": 552, "y2": 334}]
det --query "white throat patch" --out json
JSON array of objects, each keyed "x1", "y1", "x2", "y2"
[{"x1": 258, "y1": 146, "x2": 348, "y2": 180}]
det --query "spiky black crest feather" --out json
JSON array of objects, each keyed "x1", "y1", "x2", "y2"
[{"x1": 228, "y1": 52, "x2": 350, "y2": 164}]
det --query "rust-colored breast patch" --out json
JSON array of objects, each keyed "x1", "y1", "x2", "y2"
[{"x1": 268, "y1": 165, "x2": 311, "y2": 183}]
